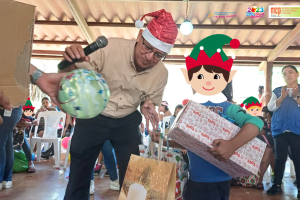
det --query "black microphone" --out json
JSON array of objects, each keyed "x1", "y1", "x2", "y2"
[{"x1": 58, "y1": 36, "x2": 108, "y2": 71}]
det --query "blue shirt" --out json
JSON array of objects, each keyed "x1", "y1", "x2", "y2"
[
  {"x1": 271, "y1": 85, "x2": 300, "y2": 137},
  {"x1": 188, "y1": 101, "x2": 263, "y2": 183}
]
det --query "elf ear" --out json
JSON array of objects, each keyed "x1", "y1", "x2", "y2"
[
  {"x1": 180, "y1": 68, "x2": 190, "y2": 84},
  {"x1": 227, "y1": 70, "x2": 237, "y2": 83}
]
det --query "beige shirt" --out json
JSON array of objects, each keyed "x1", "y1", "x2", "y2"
[{"x1": 76, "y1": 38, "x2": 168, "y2": 118}]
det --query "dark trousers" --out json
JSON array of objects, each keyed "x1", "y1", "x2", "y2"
[
  {"x1": 183, "y1": 179, "x2": 231, "y2": 200},
  {"x1": 273, "y1": 132, "x2": 300, "y2": 189},
  {"x1": 64, "y1": 110, "x2": 142, "y2": 200}
]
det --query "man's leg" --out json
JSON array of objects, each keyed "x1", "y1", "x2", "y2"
[
  {"x1": 64, "y1": 115, "x2": 111, "y2": 200},
  {"x1": 288, "y1": 132, "x2": 300, "y2": 189},
  {"x1": 273, "y1": 133, "x2": 289, "y2": 186},
  {"x1": 110, "y1": 111, "x2": 142, "y2": 190}
]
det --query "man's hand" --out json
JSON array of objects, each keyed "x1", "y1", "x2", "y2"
[
  {"x1": 63, "y1": 45, "x2": 90, "y2": 63},
  {"x1": 292, "y1": 87, "x2": 299, "y2": 98},
  {"x1": 0, "y1": 91, "x2": 12, "y2": 110},
  {"x1": 208, "y1": 139, "x2": 236, "y2": 161},
  {"x1": 35, "y1": 73, "x2": 67, "y2": 110},
  {"x1": 141, "y1": 99, "x2": 160, "y2": 141}
]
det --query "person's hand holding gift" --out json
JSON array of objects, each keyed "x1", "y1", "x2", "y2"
[{"x1": 208, "y1": 139, "x2": 236, "y2": 161}]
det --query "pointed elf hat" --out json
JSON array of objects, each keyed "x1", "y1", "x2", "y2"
[
  {"x1": 135, "y1": 9, "x2": 178, "y2": 53},
  {"x1": 240, "y1": 96, "x2": 262, "y2": 109},
  {"x1": 185, "y1": 34, "x2": 240, "y2": 71},
  {"x1": 23, "y1": 97, "x2": 35, "y2": 111}
]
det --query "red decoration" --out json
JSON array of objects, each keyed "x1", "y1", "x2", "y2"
[
  {"x1": 185, "y1": 50, "x2": 233, "y2": 72},
  {"x1": 230, "y1": 39, "x2": 240, "y2": 49},
  {"x1": 22, "y1": 105, "x2": 35, "y2": 111},
  {"x1": 139, "y1": 9, "x2": 178, "y2": 45},
  {"x1": 182, "y1": 99, "x2": 189, "y2": 106},
  {"x1": 244, "y1": 101, "x2": 262, "y2": 109}
]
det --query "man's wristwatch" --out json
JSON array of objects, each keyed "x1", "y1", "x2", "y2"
[{"x1": 30, "y1": 69, "x2": 43, "y2": 85}]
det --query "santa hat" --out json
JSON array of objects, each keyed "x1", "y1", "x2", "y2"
[
  {"x1": 240, "y1": 96, "x2": 262, "y2": 109},
  {"x1": 185, "y1": 34, "x2": 240, "y2": 71},
  {"x1": 135, "y1": 9, "x2": 178, "y2": 53},
  {"x1": 23, "y1": 97, "x2": 35, "y2": 111},
  {"x1": 182, "y1": 99, "x2": 189, "y2": 106}
]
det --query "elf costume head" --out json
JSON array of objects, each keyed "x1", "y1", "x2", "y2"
[
  {"x1": 181, "y1": 34, "x2": 240, "y2": 96},
  {"x1": 23, "y1": 98, "x2": 35, "y2": 116},
  {"x1": 240, "y1": 96, "x2": 262, "y2": 116}
]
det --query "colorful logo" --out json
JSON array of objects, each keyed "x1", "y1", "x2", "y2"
[
  {"x1": 246, "y1": 6, "x2": 265, "y2": 18},
  {"x1": 207, "y1": 11, "x2": 236, "y2": 18},
  {"x1": 269, "y1": 5, "x2": 300, "y2": 18},
  {"x1": 207, "y1": 11, "x2": 214, "y2": 18}
]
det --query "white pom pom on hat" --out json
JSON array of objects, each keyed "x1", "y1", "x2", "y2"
[{"x1": 135, "y1": 19, "x2": 144, "y2": 29}]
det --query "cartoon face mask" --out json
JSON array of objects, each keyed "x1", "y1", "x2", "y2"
[
  {"x1": 181, "y1": 34, "x2": 240, "y2": 96},
  {"x1": 240, "y1": 96, "x2": 262, "y2": 116},
  {"x1": 22, "y1": 98, "x2": 35, "y2": 116}
]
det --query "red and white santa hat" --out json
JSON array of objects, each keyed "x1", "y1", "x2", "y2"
[{"x1": 135, "y1": 9, "x2": 178, "y2": 53}]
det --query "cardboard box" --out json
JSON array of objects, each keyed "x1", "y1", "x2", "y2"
[
  {"x1": 168, "y1": 100, "x2": 266, "y2": 178},
  {"x1": 0, "y1": 0, "x2": 35, "y2": 107}
]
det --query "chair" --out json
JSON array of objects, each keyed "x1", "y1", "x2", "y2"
[{"x1": 30, "y1": 111, "x2": 66, "y2": 168}]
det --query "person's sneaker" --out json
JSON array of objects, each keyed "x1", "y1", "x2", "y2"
[
  {"x1": 267, "y1": 184, "x2": 282, "y2": 196},
  {"x1": 105, "y1": 171, "x2": 110, "y2": 177},
  {"x1": 110, "y1": 180, "x2": 120, "y2": 191},
  {"x1": 3, "y1": 181, "x2": 13, "y2": 189},
  {"x1": 94, "y1": 164, "x2": 102, "y2": 175},
  {"x1": 294, "y1": 179, "x2": 297, "y2": 185},
  {"x1": 90, "y1": 180, "x2": 95, "y2": 195},
  {"x1": 0, "y1": 182, "x2": 2, "y2": 191}
]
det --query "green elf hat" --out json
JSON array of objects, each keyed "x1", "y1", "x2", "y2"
[
  {"x1": 185, "y1": 34, "x2": 240, "y2": 71},
  {"x1": 240, "y1": 96, "x2": 262, "y2": 109},
  {"x1": 22, "y1": 97, "x2": 35, "y2": 111}
]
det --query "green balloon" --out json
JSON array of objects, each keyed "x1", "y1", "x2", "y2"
[{"x1": 58, "y1": 69, "x2": 110, "y2": 119}]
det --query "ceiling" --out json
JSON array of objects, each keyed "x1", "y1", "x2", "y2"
[{"x1": 14, "y1": 0, "x2": 300, "y2": 65}]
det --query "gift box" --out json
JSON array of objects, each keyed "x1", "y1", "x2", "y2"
[{"x1": 168, "y1": 100, "x2": 266, "y2": 178}]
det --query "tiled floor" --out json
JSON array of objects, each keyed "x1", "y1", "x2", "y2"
[{"x1": 0, "y1": 154, "x2": 298, "y2": 200}]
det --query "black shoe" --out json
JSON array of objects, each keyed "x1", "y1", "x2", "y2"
[
  {"x1": 41, "y1": 151, "x2": 50, "y2": 159},
  {"x1": 41, "y1": 145, "x2": 54, "y2": 159},
  {"x1": 42, "y1": 143, "x2": 54, "y2": 155},
  {"x1": 294, "y1": 179, "x2": 297, "y2": 185},
  {"x1": 267, "y1": 184, "x2": 282, "y2": 196}
]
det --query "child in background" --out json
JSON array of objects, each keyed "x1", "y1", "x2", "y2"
[{"x1": 15, "y1": 98, "x2": 38, "y2": 173}]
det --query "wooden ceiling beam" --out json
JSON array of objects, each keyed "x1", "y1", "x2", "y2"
[
  {"x1": 64, "y1": 0, "x2": 95, "y2": 44},
  {"x1": 35, "y1": 21, "x2": 296, "y2": 30},
  {"x1": 30, "y1": 55, "x2": 300, "y2": 66},
  {"x1": 88, "y1": 0, "x2": 300, "y2": 2},
  {"x1": 32, "y1": 51, "x2": 300, "y2": 62},
  {"x1": 267, "y1": 23, "x2": 300, "y2": 62},
  {"x1": 32, "y1": 40, "x2": 300, "y2": 50}
]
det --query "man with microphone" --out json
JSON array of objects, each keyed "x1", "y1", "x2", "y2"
[{"x1": 30, "y1": 9, "x2": 178, "y2": 199}]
